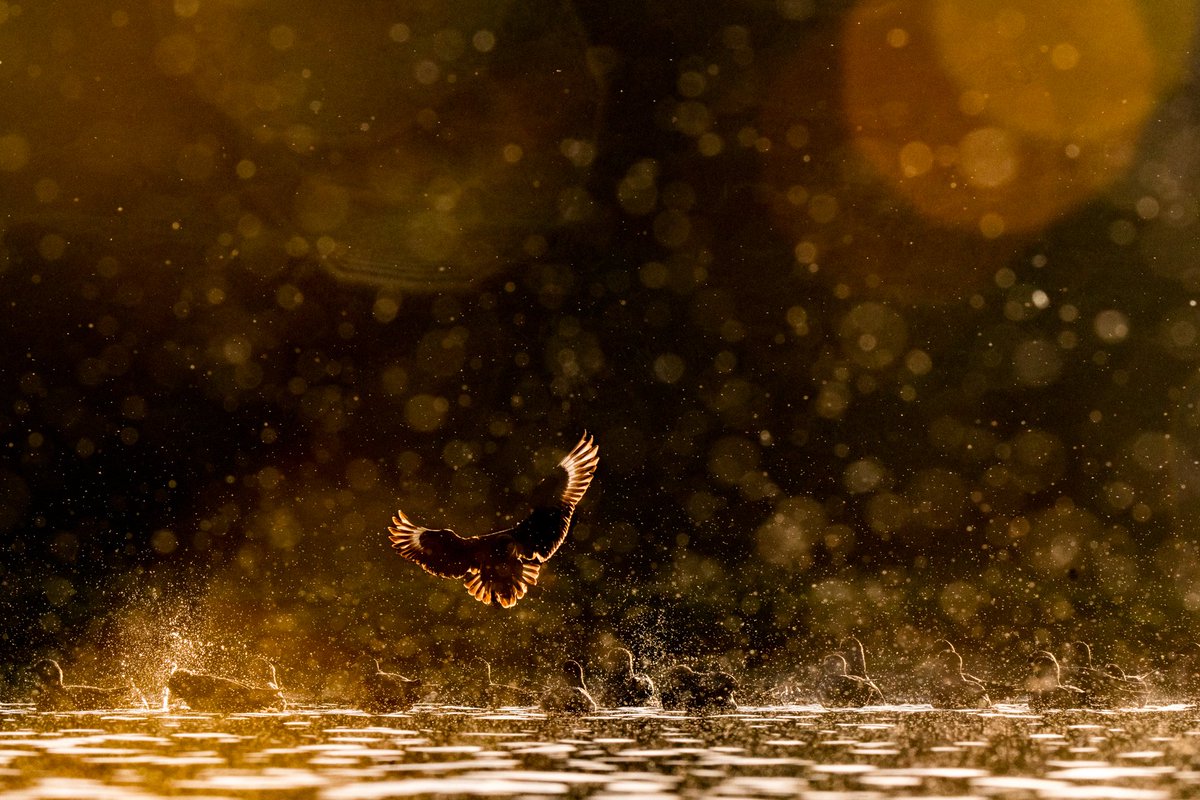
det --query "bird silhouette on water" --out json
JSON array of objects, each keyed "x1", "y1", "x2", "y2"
[
  {"x1": 32, "y1": 659, "x2": 145, "y2": 711},
  {"x1": 835, "y1": 635, "x2": 887, "y2": 698},
  {"x1": 596, "y1": 647, "x2": 656, "y2": 707},
  {"x1": 473, "y1": 658, "x2": 538, "y2": 707},
  {"x1": 816, "y1": 653, "x2": 883, "y2": 707},
  {"x1": 540, "y1": 660, "x2": 598, "y2": 713},
  {"x1": 927, "y1": 647, "x2": 991, "y2": 709},
  {"x1": 1026, "y1": 651, "x2": 1084, "y2": 711},
  {"x1": 659, "y1": 664, "x2": 738, "y2": 712},
  {"x1": 388, "y1": 432, "x2": 599, "y2": 608},
  {"x1": 167, "y1": 664, "x2": 287, "y2": 712},
  {"x1": 1059, "y1": 641, "x2": 1146, "y2": 708},
  {"x1": 360, "y1": 660, "x2": 423, "y2": 713}
]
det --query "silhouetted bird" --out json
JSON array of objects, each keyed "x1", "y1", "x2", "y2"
[
  {"x1": 476, "y1": 658, "x2": 538, "y2": 707},
  {"x1": 361, "y1": 660, "x2": 423, "y2": 713},
  {"x1": 658, "y1": 664, "x2": 738, "y2": 712},
  {"x1": 916, "y1": 640, "x2": 955, "y2": 699},
  {"x1": 1060, "y1": 641, "x2": 1145, "y2": 708},
  {"x1": 1103, "y1": 662, "x2": 1152, "y2": 704},
  {"x1": 928, "y1": 639, "x2": 1020, "y2": 702},
  {"x1": 388, "y1": 433, "x2": 599, "y2": 608},
  {"x1": 31, "y1": 659, "x2": 145, "y2": 711},
  {"x1": 928, "y1": 648, "x2": 991, "y2": 709},
  {"x1": 816, "y1": 653, "x2": 884, "y2": 708},
  {"x1": 1026, "y1": 651, "x2": 1084, "y2": 711},
  {"x1": 167, "y1": 665, "x2": 286, "y2": 712},
  {"x1": 596, "y1": 647, "x2": 656, "y2": 707},
  {"x1": 540, "y1": 660, "x2": 598, "y2": 713}
]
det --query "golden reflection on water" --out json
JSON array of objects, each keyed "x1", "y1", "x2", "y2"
[{"x1": 2, "y1": 703, "x2": 1200, "y2": 798}]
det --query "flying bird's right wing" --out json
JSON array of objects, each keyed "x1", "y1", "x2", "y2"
[
  {"x1": 513, "y1": 432, "x2": 600, "y2": 561},
  {"x1": 388, "y1": 511, "x2": 475, "y2": 578}
]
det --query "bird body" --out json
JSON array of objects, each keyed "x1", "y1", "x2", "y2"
[
  {"x1": 475, "y1": 659, "x2": 538, "y2": 707},
  {"x1": 1027, "y1": 651, "x2": 1085, "y2": 711},
  {"x1": 659, "y1": 664, "x2": 738, "y2": 712},
  {"x1": 596, "y1": 647, "x2": 656, "y2": 707},
  {"x1": 833, "y1": 635, "x2": 885, "y2": 704},
  {"x1": 32, "y1": 659, "x2": 145, "y2": 711},
  {"x1": 927, "y1": 639, "x2": 1020, "y2": 702},
  {"x1": 361, "y1": 661, "x2": 423, "y2": 713},
  {"x1": 1060, "y1": 642, "x2": 1145, "y2": 708},
  {"x1": 928, "y1": 649, "x2": 991, "y2": 709},
  {"x1": 388, "y1": 433, "x2": 599, "y2": 608},
  {"x1": 1103, "y1": 663, "x2": 1152, "y2": 704},
  {"x1": 167, "y1": 667, "x2": 287, "y2": 712},
  {"x1": 541, "y1": 660, "x2": 598, "y2": 714},
  {"x1": 816, "y1": 654, "x2": 884, "y2": 708}
]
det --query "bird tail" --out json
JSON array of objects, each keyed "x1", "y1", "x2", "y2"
[{"x1": 463, "y1": 563, "x2": 541, "y2": 608}]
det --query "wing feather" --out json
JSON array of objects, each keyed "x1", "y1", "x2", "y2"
[
  {"x1": 512, "y1": 432, "x2": 599, "y2": 561},
  {"x1": 387, "y1": 510, "x2": 475, "y2": 578}
]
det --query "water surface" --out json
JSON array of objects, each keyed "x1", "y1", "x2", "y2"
[{"x1": 3, "y1": 703, "x2": 1199, "y2": 798}]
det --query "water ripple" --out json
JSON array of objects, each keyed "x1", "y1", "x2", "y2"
[{"x1": 0, "y1": 704, "x2": 1198, "y2": 798}]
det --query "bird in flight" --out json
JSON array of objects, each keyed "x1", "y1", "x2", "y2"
[{"x1": 387, "y1": 432, "x2": 599, "y2": 608}]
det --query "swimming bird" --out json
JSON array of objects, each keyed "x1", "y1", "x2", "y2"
[
  {"x1": 476, "y1": 658, "x2": 538, "y2": 707},
  {"x1": 595, "y1": 647, "x2": 656, "y2": 707},
  {"x1": 388, "y1": 432, "x2": 599, "y2": 608},
  {"x1": 916, "y1": 640, "x2": 954, "y2": 698},
  {"x1": 816, "y1": 653, "x2": 884, "y2": 708},
  {"x1": 1059, "y1": 641, "x2": 1145, "y2": 708},
  {"x1": 1026, "y1": 651, "x2": 1085, "y2": 711},
  {"x1": 31, "y1": 659, "x2": 145, "y2": 711},
  {"x1": 167, "y1": 665, "x2": 287, "y2": 712},
  {"x1": 923, "y1": 639, "x2": 1017, "y2": 703},
  {"x1": 658, "y1": 663, "x2": 738, "y2": 712},
  {"x1": 928, "y1": 648, "x2": 991, "y2": 709},
  {"x1": 360, "y1": 660, "x2": 423, "y2": 713},
  {"x1": 1104, "y1": 662, "x2": 1153, "y2": 703},
  {"x1": 540, "y1": 659, "x2": 598, "y2": 713}
]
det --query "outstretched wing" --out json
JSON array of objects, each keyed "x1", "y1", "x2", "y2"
[
  {"x1": 511, "y1": 432, "x2": 600, "y2": 562},
  {"x1": 388, "y1": 510, "x2": 475, "y2": 578}
]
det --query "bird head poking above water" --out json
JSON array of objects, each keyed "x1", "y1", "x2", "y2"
[
  {"x1": 934, "y1": 648, "x2": 966, "y2": 674},
  {"x1": 33, "y1": 658, "x2": 64, "y2": 687},
  {"x1": 1061, "y1": 641, "x2": 1094, "y2": 671},
  {"x1": 1028, "y1": 651, "x2": 1064, "y2": 691},
  {"x1": 822, "y1": 654, "x2": 851, "y2": 676},
  {"x1": 606, "y1": 647, "x2": 636, "y2": 674}
]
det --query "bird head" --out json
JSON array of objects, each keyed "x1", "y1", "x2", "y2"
[{"x1": 32, "y1": 658, "x2": 64, "y2": 687}]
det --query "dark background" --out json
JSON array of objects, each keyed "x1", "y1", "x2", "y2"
[{"x1": 2, "y1": 0, "x2": 1199, "y2": 698}]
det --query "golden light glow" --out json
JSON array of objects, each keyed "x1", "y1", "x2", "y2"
[
  {"x1": 762, "y1": 0, "x2": 1195, "y2": 301},
  {"x1": 840, "y1": 0, "x2": 1187, "y2": 234}
]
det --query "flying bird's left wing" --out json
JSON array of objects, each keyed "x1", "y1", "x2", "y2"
[
  {"x1": 512, "y1": 432, "x2": 599, "y2": 561},
  {"x1": 388, "y1": 510, "x2": 475, "y2": 578}
]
